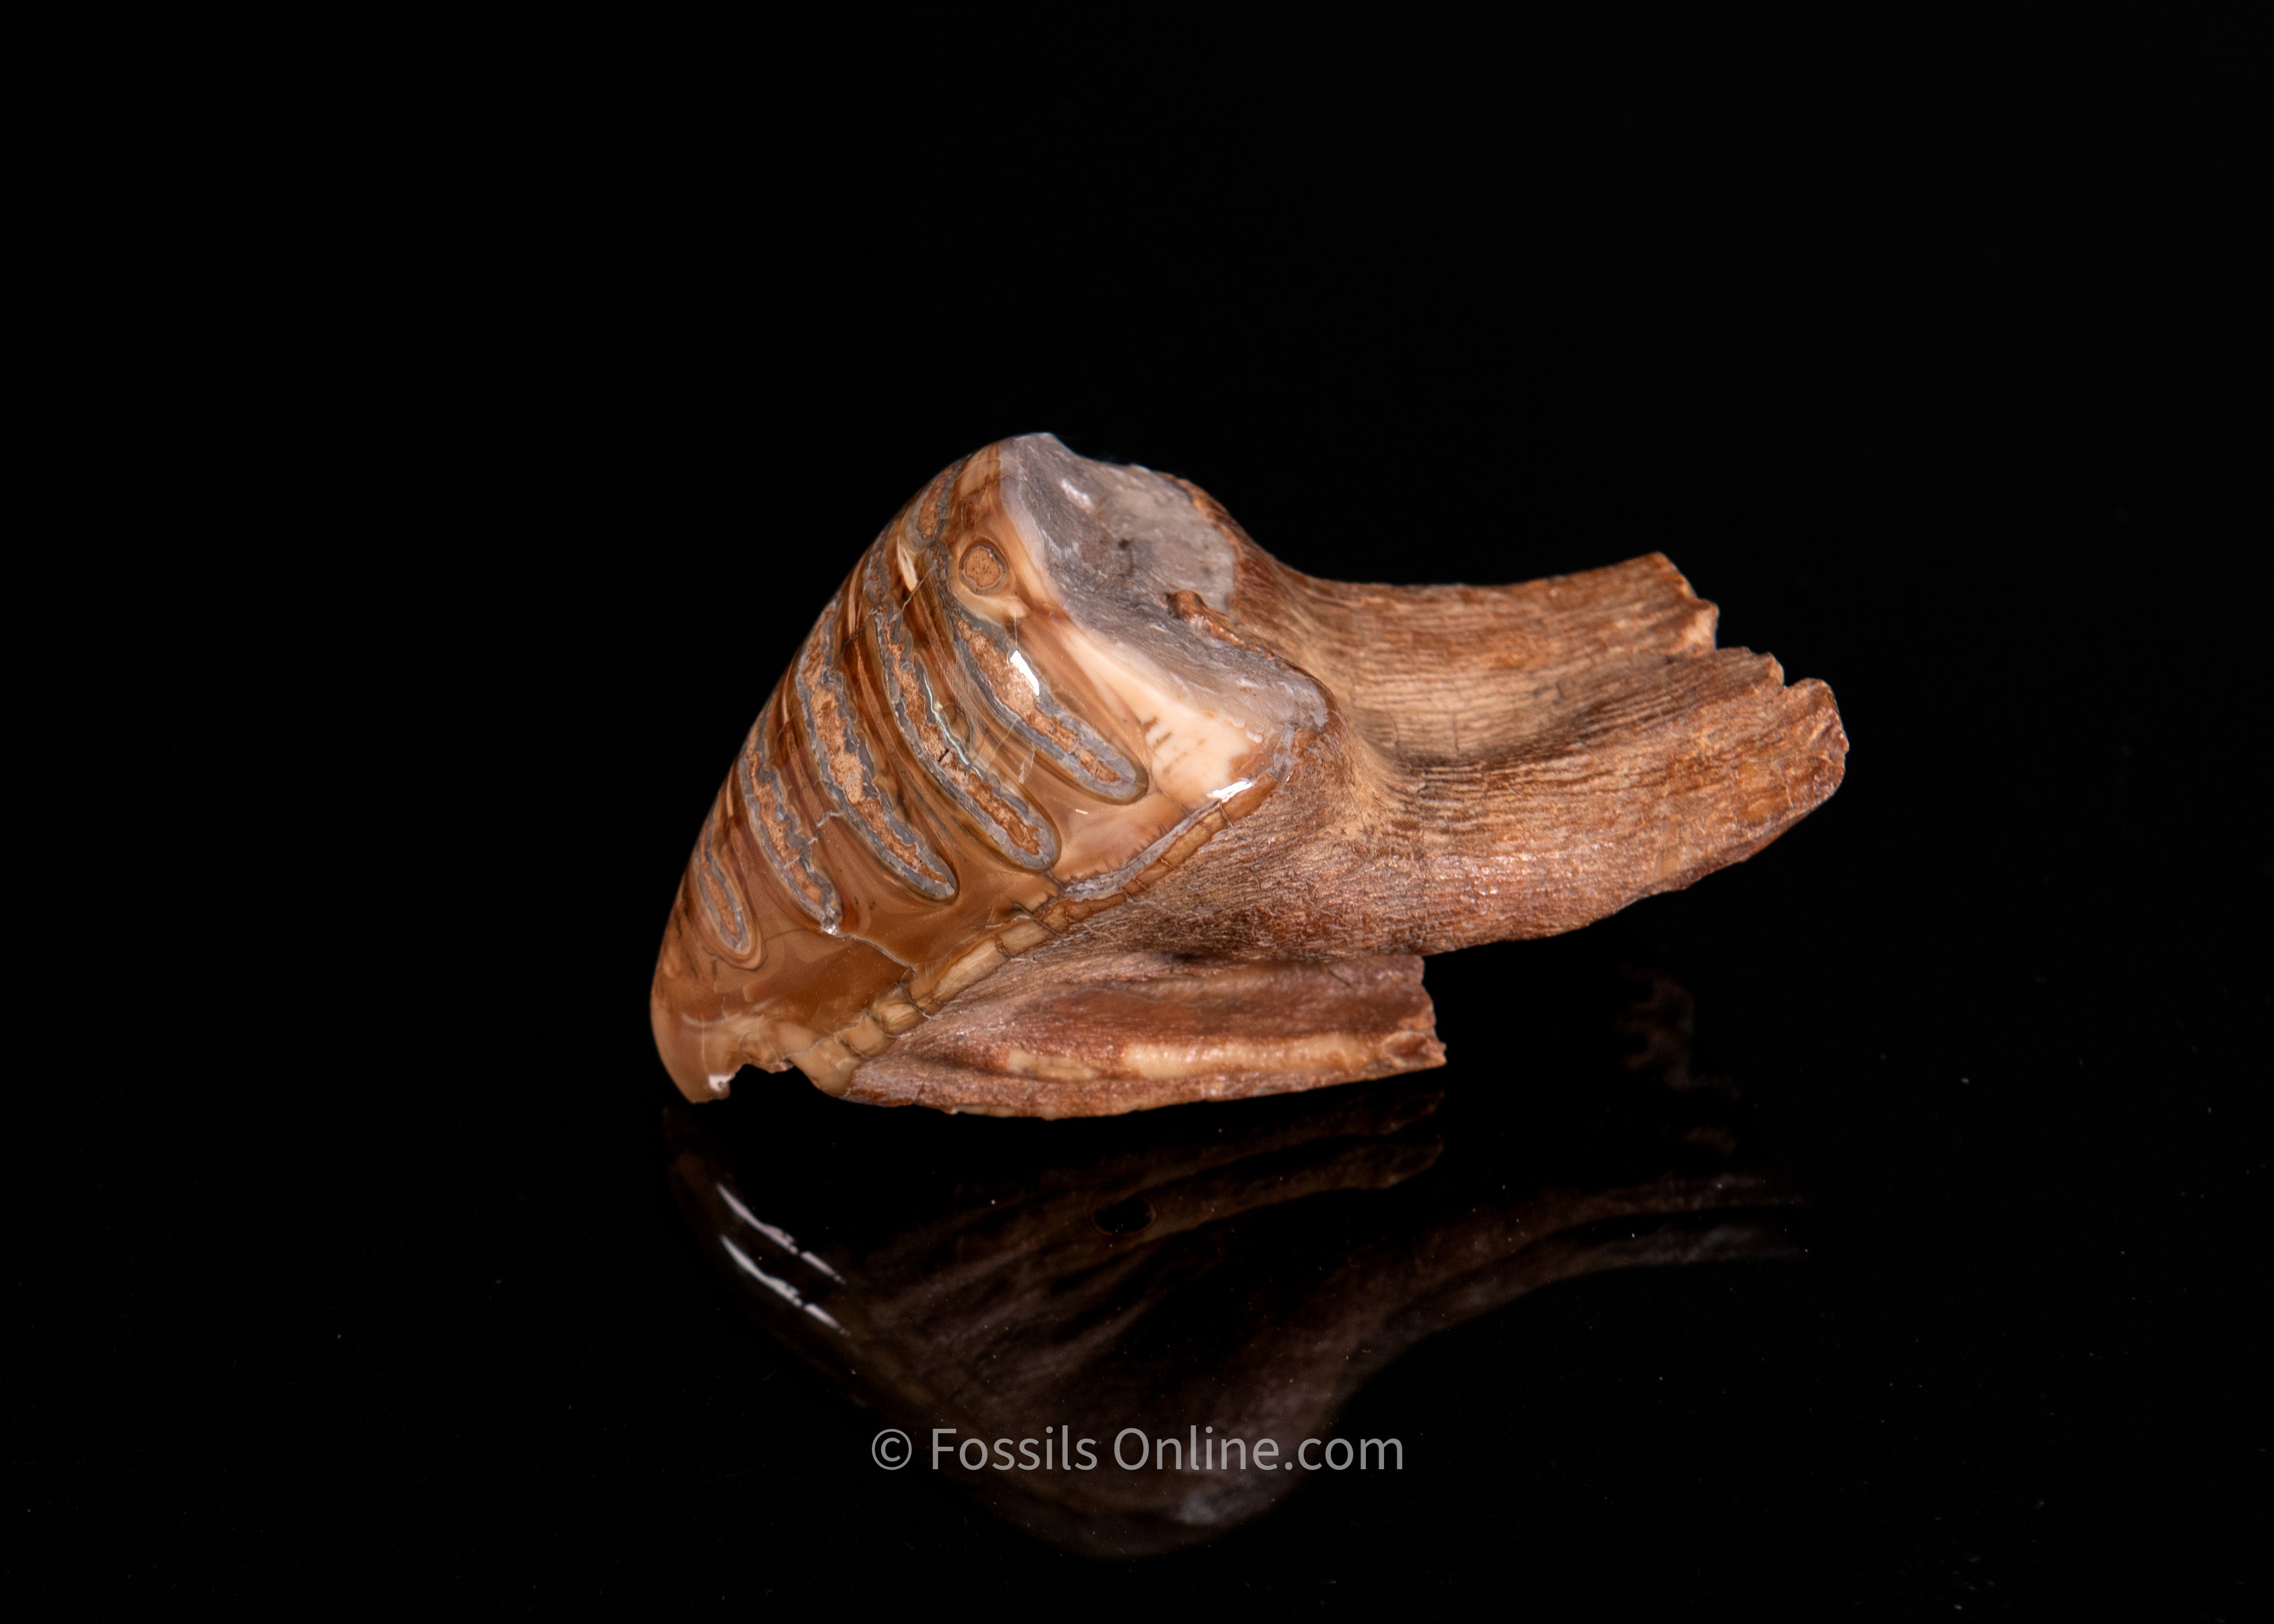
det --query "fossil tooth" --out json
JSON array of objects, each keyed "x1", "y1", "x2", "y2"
[{"x1": 651, "y1": 434, "x2": 1848, "y2": 1115}]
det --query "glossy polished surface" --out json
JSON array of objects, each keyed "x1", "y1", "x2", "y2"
[
  {"x1": 651, "y1": 436, "x2": 1326, "y2": 1104},
  {"x1": 653, "y1": 435, "x2": 1846, "y2": 1116}
]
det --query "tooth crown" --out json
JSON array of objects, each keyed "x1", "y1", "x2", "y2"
[{"x1": 653, "y1": 443, "x2": 1305, "y2": 1101}]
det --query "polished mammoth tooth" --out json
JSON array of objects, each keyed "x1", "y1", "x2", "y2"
[{"x1": 651, "y1": 433, "x2": 1847, "y2": 1116}]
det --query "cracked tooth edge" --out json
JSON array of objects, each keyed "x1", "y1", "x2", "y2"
[
  {"x1": 788, "y1": 1035, "x2": 860, "y2": 1096},
  {"x1": 871, "y1": 989, "x2": 924, "y2": 1034}
]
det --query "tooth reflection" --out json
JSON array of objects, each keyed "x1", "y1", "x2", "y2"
[
  {"x1": 719, "y1": 1236, "x2": 846, "y2": 1334},
  {"x1": 665, "y1": 968, "x2": 1803, "y2": 1557},
  {"x1": 715, "y1": 1184, "x2": 844, "y2": 1282}
]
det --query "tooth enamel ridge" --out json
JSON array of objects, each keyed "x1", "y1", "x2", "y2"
[
  {"x1": 791, "y1": 596, "x2": 959, "y2": 903},
  {"x1": 735, "y1": 712, "x2": 839, "y2": 933},
  {"x1": 691, "y1": 812, "x2": 755, "y2": 962},
  {"x1": 863, "y1": 546, "x2": 1060, "y2": 872},
  {"x1": 939, "y1": 595, "x2": 1147, "y2": 803}
]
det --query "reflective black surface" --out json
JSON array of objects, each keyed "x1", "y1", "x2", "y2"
[
  {"x1": 44, "y1": 18, "x2": 2264, "y2": 1617},
  {"x1": 668, "y1": 967, "x2": 1802, "y2": 1556}
]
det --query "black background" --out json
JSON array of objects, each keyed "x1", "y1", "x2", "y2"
[{"x1": 42, "y1": 12, "x2": 2266, "y2": 1616}]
